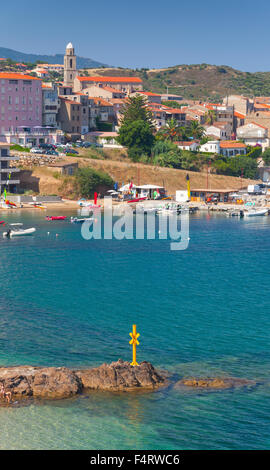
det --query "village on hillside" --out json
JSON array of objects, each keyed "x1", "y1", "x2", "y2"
[{"x1": 1, "y1": 43, "x2": 270, "y2": 205}]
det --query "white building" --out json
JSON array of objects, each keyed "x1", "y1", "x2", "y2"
[
  {"x1": 200, "y1": 140, "x2": 220, "y2": 153},
  {"x1": 236, "y1": 122, "x2": 269, "y2": 151},
  {"x1": 175, "y1": 141, "x2": 199, "y2": 151},
  {"x1": 204, "y1": 122, "x2": 231, "y2": 140}
]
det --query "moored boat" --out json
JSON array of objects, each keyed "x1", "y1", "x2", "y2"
[
  {"x1": 244, "y1": 208, "x2": 268, "y2": 217},
  {"x1": 70, "y1": 217, "x2": 94, "y2": 223},
  {"x1": 3, "y1": 227, "x2": 36, "y2": 238},
  {"x1": 46, "y1": 216, "x2": 67, "y2": 221}
]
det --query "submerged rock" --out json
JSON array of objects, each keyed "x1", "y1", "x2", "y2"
[
  {"x1": 0, "y1": 360, "x2": 166, "y2": 402},
  {"x1": 175, "y1": 376, "x2": 255, "y2": 390}
]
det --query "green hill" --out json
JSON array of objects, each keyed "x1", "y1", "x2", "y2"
[
  {"x1": 0, "y1": 47, "x2": 107, "y2": 69},
  {"x1": 92, "y1": 64, "x2": 270, "y2": 100}
]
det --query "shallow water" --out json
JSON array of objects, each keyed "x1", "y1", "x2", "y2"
[{"x1": 0, "y1": 209, "x2": 269, "y2": 449}]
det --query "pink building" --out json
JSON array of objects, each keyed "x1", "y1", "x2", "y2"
[{"x1": 0, "y1": 73, "x2": 42, "y2": 135}]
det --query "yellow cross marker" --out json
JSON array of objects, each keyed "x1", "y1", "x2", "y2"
[{"x1": 129, "y1": 324, "x2": 140, "y2": 366}]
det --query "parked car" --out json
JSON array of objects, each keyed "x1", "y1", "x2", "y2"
[
  {"x1": 82, "y1": 142, "x2": 93, "y2": 148},
  {"x1": 66, "y1": 149, "x2": 79, "y2": 155},
  {"x1": 30, "y1": 147, "x2": 44, "y2": 154},
  {"x1": 39, "y1": 143, "x2": 56, "y2": 150},
  {"x1": 45, "y1": 150, "x2": 59, "y2": 156}
]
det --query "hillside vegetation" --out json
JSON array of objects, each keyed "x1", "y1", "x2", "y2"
[
  {"x1": 85, "y1": 64, "x2": 270, "y2": 101},
  {"x1": 19, "y1": 158, "x2": 256, "y2": 198}
]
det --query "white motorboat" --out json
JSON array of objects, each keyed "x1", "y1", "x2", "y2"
[
  {"x1": 244, "y1": 209, "x2": 268, "y2": 217},
  {"x1": 70, "y1": 217, "x2": 94, "y2": 224},
  {"x1": 3, "y1": 227, "x2": 36, "y2": 238},
  {"x1": 156, "y1": 203, "x2": 182, "y2": 215}
]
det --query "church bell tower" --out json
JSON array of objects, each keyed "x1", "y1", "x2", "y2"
[{"x1": 64, "y1": 42, "x2": 76, "y2": 87}]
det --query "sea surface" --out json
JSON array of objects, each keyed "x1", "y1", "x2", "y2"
[{"x1": 0, "y1": 208, "x2": 269, "y2": 450}]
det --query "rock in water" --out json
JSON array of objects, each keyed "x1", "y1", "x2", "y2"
[
  {"x1": 75, "y1": 359, "x2": 166, "y2": 391},
  {"x1": 0, "y1": 366, "x2": 82, "y2": 399},
  {"x1": 175, "y1": 377, "x2": 255, "y2": 390},
  {"x1": 0, "y1": 360, "x2": 166, "y2": 401}
]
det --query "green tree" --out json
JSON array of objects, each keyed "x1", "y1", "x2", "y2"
[
  {"x1": 117, "y1": 95, "x2": 155, "y2": 160},
  {"x1": 117, "y1": 120, "x2": 155, "y2": 161},
  {"x1": 152, "y1": 140, "x2": 179, "y2": 156},
  {"x1": 74, "y1": 167, "x2": 113, "y2": 197},
  {"x1": 262, "y1": 148, "x2": 270, "y2": 165},
  {"x1": 119, "y1": 94, "x2": 154, "y2": 129},
  {"x1": 187, "y1": 120, "x2": 205, "y2": 140},
  {"x1": 213, "y1": 156, "x2": 258, "y2": 179},
  {"x1": 157, "y1": 118, "x2": 189, "y2": 142},
  {"x1": 205, "y1": 109, "x2": 217, "y2": 125}
]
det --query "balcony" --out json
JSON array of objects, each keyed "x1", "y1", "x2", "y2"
[
  {"x1": 0, "y1": 168, "x2": 20, "y2": 173},
  {"x1": 0, "y1": 179, "x2": 20, "y2": 184}
]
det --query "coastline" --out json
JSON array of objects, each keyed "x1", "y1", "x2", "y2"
[{"x1": 0, "y1": 360, "x2": 257, "y2": 405}]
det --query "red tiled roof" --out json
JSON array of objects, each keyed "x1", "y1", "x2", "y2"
[
  {"x1": 165, "y1": 108, "x2": 186, "y2": 114},
  {"x1": 138, "y1": 91, "x2": 161, "y2": 97},
  {"x1": 220, "y1": 141, "x2": 246, "y2": 148},
  {"x1": 254, "y1": 102, "x2": 270, "y2": 109},
  {"x1": 234, "y1": 111, "x2": 245, "y2": 119},
  {"x1": 175, "y1": 141, "x2": 197, "y2": 146},
  {"x1": 88, "y1": 97, "x2": 113, "y2": 106},
  {"x1": 109, "y1": 98, "x2": 126, "y2": 104},
  {"x1": 59, "y1": 97, "x2": 81, "y2": 105},
  {"x1": 76, "y1": 76, "x2": 142, "y2": 83},
  {"x1": 0, "y1": 72, "x2": 41, "y2": 80},
  {"x1": 249, "y1": 121, "x2": 267, "y2": 129}
]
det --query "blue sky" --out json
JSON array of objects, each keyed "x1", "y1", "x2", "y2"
[{"x1": 1, "y1": 0, "x2": 270, "y2": 71}]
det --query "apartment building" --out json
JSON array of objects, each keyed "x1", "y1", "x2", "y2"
[
  {"x1": 0, "y1": 143, "x2": 20, "y2": 194},
  {"x1": 42, "y1": 83, "x2": 59, "y2": 127},
  {"x1": 0, "y1": 72, "x2": 42, "y2": 135}
]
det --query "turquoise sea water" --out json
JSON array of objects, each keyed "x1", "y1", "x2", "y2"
[{"x1": 0, "y1": 209, "x2": 269, "y2": 450}]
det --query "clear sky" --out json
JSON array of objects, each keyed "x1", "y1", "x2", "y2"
[{"x1": 1, "y1": 0, "x2": 270, "y2": 71}]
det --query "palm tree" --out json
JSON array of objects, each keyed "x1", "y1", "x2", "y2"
[
  {"x1": 188, "y1": 120, "x2": 205, "y2": 140},
  {"x1": 205, "y1": 109, "x2": 217, "y2": 125},
  {"x1": 158, "y1": 118, "x2": 184, "y2": 142}
]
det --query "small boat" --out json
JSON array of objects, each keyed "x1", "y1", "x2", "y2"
[
  {"x1": 77, "y1": 199, "x2": 101, "y2": 209},
  {"x1": 70, "y1": 217, "x2": 94, "y2": 224},
  {"x1": 227, "y1": 210, "x2": 244, "y2": 218},
  {"x1": 46, "y1": 216, "x2": 67, "y2": 221},
  {"x1": 3, "y1": 227, "x2": 36, "y2": 238},
  {"x1": 244, "y1": 209, "x2": 268, "y2": 217},
  {"x1": 156, "y1": 203, "x2": 182, "y2": 215},
  {"x1": 29, "y1": 202, "x2": 47, "y2": 210},
  {"x1": 127, "y1": 197, "x2": 147, "y2": 203}
]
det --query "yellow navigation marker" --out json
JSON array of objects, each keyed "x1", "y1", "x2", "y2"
[{"x1": 129, "y1": 324, "x2": 140, "y2": 366}]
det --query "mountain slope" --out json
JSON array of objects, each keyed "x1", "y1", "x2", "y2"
[
  {"x1": 0, "y1": 47, "x2": 107, "y2": 68},
  {"x1": 87, "y1": 64, "x2": 270, "y2": 100}
]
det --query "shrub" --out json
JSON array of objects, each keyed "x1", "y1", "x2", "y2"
[
  {"x1": 74, "y1": 167, "x2": 114, "y2": 197},
  {"x1": 245, "y1": 146, "x2": 262, "y2": 159},
  {"x1": 262, "y1": 148, "x2": 270, "y2": 165},
  {"x1": 10, "y1": 144, "x2": 30, "y2": 152}
]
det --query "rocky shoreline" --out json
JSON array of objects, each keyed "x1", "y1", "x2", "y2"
[{"x1": 0, "y1": 359, "x2": 256, "y2": 404}]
